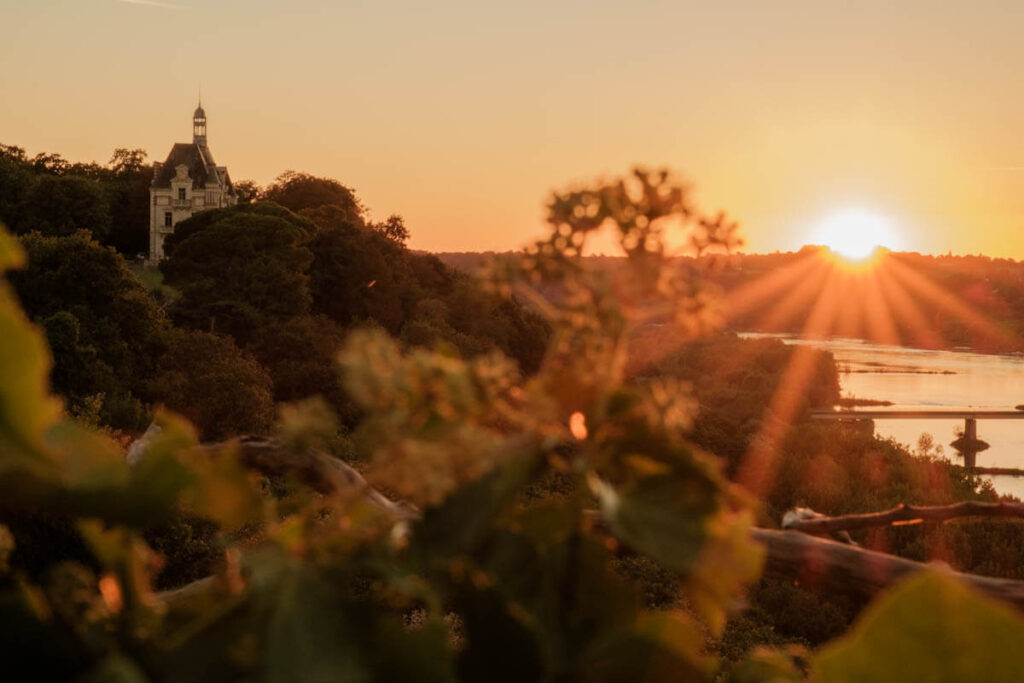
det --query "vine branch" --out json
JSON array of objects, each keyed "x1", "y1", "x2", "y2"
[{"x1": 781, "y1": 501, "x2": 1024, "y2": 536}]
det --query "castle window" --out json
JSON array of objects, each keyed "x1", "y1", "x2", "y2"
[
  {"x1": 178, "y1": 188, "x2": 187, "y2": 201},
  {"x1": 164, "y1": 212, "x2": 173, "y2": 227}
]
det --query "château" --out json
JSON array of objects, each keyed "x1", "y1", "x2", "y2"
[{"x1": 148, "y1": 102, "x2": 236, "y2": 262}]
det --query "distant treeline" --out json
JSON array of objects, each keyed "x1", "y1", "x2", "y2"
[
  {"x1": 438, "y1": 248, "x2": 1024, "y2": 353},
  {"x1": 708, "y1": 248, "x2": 1024, "y2": 353},
  {"x1": 0, "y1": 143, "x2": 153, "y2": 255}
]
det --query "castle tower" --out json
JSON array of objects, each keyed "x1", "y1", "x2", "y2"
[
  {"x1": 193, "y1": 102, "x2": 207, "y2": 147},
  {"x1": 148, "y1": 101, "x2": 236, "y2": 263}
]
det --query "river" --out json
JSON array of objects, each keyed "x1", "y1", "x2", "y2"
[{"x1": 742, "y1": 334, "x2": 1024, "y2": 499}]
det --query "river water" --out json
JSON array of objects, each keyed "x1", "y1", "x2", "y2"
[{"x1": 743, "y1": 334, "x2": 1024, "y2": 499}]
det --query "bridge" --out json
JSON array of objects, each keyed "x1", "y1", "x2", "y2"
[{"x1": 810, "y1": 409, "x2": 1024, "y2": 467}]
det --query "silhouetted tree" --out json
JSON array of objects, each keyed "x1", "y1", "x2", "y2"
[
  {"x1": 149, "y1": 328, "x2": 275, "y2": 440},
  {"x1": 304, "y1": 204, "x2": 548, "y2": 372},
  {"x1": 263, "y1": 171, "x2": 365, "y2": 222},
  {"x1": 17, "y1": 175, "x2": 111, "y2": 240},
  {"x1": 160, "y1": 204, "x2": 314, "y2": 343},
  {"x1": 306, "y1": 206, "x2": 409, "y2": 332},
  {"x1": 246, "y1": 314, "x2": 358, "y2": 424},
  {"x1": 0, "y1": 145, "x2": 32, "y2": 229},
  {"x1": 232, "y1": 179, "x2": 262, "y2": 204},
  {"x1": 372, "y1": 214, "x2": 410, "y2": 245},
  {"x1": 105, "y1": 148, "x2": 153, "y2": 256},
  {"x1": 0, "y1": 145, "x2": 152, "y2": 256},
  {"x1": 29, "y1": 152, "x2": 71, "y2": 176}
]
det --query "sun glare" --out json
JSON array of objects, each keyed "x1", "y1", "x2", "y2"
[{"x1": 810, "y1": 209, "x2": 901, "y2": 261}]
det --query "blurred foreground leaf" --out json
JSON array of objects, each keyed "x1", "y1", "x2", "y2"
[
  {"x1": 600, "y1": 473, "x2": 717, "y2": 573},
  {"x1": 813, "y1": 571, "x2": 1024, "y2": 682},
  {"x1": 724, "y1": 646, "x2": 804, "y2": 683},
  {"x1": 0, "y1": 225, "x2": 61, "y2": 469},
  {"x1": 79, "y1": 656, "x2": 150, "y2": 683},
  {"x1": 581, "y1": 611, "x2": 713, "y2": 682}
]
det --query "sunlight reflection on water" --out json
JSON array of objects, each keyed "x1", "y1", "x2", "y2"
[{"x1": 742, "y1": 333, "x2": 1024, "y2": 500}]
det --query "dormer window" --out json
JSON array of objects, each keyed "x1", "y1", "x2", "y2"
[{"x1": 178, "y1": 188, "x2": 187, "y2": 201}]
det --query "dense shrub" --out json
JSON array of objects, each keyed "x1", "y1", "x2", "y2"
[{"x1": 149, "y1": 328, "x2": 276, "y2": 440}]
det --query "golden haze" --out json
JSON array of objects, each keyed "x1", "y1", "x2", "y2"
[{"x1": 3, "y1": 2, "x2": 1024, "y2": 256}]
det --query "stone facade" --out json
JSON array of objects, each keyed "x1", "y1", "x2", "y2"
[{"x1": 148, "y1": 103, "x2": 236, "y2": 262}]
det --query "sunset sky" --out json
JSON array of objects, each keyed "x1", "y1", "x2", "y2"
[{"x1": 4, "y1": 1, "x2": 1024, "y2": 256}]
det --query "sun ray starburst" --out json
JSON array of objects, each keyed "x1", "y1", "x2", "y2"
[{"x1": 724, "y1": 238, "x2": 1020, "y2": 498}]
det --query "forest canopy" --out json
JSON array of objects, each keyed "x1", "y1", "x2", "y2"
[
  {"x1": 0, "y1": 143, "x2": 153, "y2": 255},
  {"x1": 3, "y1": 154, "x2": 548, "y2": 437}
]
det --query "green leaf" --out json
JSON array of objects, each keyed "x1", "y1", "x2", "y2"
[
  {"x1": 111, "y1": 411, "x2": 196, "y2": 525},
  {"x1": 686, "y1": 509, "x2": 763, "y2": 636},
  {"x1": 410, "y1": 448, "x2": 539, "y2": 561},
  {"x1": 55, "y1": 415, "x2": 192, "y2": 526},
  {"x1": 47, "y1": 420, "x2": 129, "y2": 490},
  {"x1": 598, "y1": 473, "x2": 718, "y2": 573},
  {"x1": 581, "y1": 612, "x2": 714, "y2": 683},
  {"x1": 503, "y1": 495, "x2": 583, "y2": 549},
  {"x1": 0, "y1": 224, "x2": 61, "y2": 470},
  {"x1": 596, "y1": 462, "x2": 762, "y2": 636},
  {"x1": 79, "y1": 656, "x2": 150, "y2": 683},
  {"x1": 176, "y1": 444, "x2": 265, "y2": 531},
  {"x1": 455, "y1": 587, "x2": 546, "y2": 683},
  {"x1": 465, "y1": 531, "x2": 644, "y2": 679},
  {"x1": 0, "y1": 582, "x2": 81, "y2": 680},
  {"x1": 724, "y1": 646, "x2": 805, "y2": 683},
  {"x1": 262, "y1": 564, "x2": 370, "y2": 683},
  {"x1": 813, "y1": 571, "x2": 1024, "y2": 682},
  {"x1": 369, "y1": 614, "x2": 456, "y2": 683},
  {"x1": 0, "y1": 525, "x2": 11, "y2": 573}
]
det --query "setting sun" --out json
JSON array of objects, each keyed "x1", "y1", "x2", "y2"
[{"x1": 810, "y1": 209, "x2": 902, "y2": 261}]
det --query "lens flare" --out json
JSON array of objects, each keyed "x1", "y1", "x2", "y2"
[{"x1": 810, "y1": 209, "x2": 901, "y2": 261}]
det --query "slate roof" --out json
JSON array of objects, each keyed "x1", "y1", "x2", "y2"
[{"x1": 152, "y1": 142, "x2": 233, "y2": 194}]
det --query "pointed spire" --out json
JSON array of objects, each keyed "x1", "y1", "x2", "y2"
[{"x1": 193, "y1": 97, "x2": 207, "y2": 146}]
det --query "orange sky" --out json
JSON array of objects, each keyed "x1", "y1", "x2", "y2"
[{"x1": 4, "y1": 1, "x2": 1024, "y2": 256}]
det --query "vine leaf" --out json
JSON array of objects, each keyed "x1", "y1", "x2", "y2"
[
  {"x1": 813, "y1": 570, "x2": 1024, "y2": 682},
  {"x1": 0, "y1": 224, "x2": 62, "y2": 469},
  {"x1": 581, "y1": 612, "x2": 714, "y2": 682},
  {"x1": 261, "y1": 563, "x2": 371, "y2": 683},
  {"x1": 78, "y1": 656, "x2": 150, "y2": 683},
  {"x1": 687, "y1": 509, "x2": 763, "y2": 636},
  {"x1": 724, "y1": 646, "x2": 805, "y2": 683},
  {"x1": 597, "y1": 473, "x2": 717, "y2": 573}
]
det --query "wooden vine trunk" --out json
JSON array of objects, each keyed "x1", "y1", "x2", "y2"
[{"x1": 753, "y1": 528, "x2": 1024, "y2": 611}]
